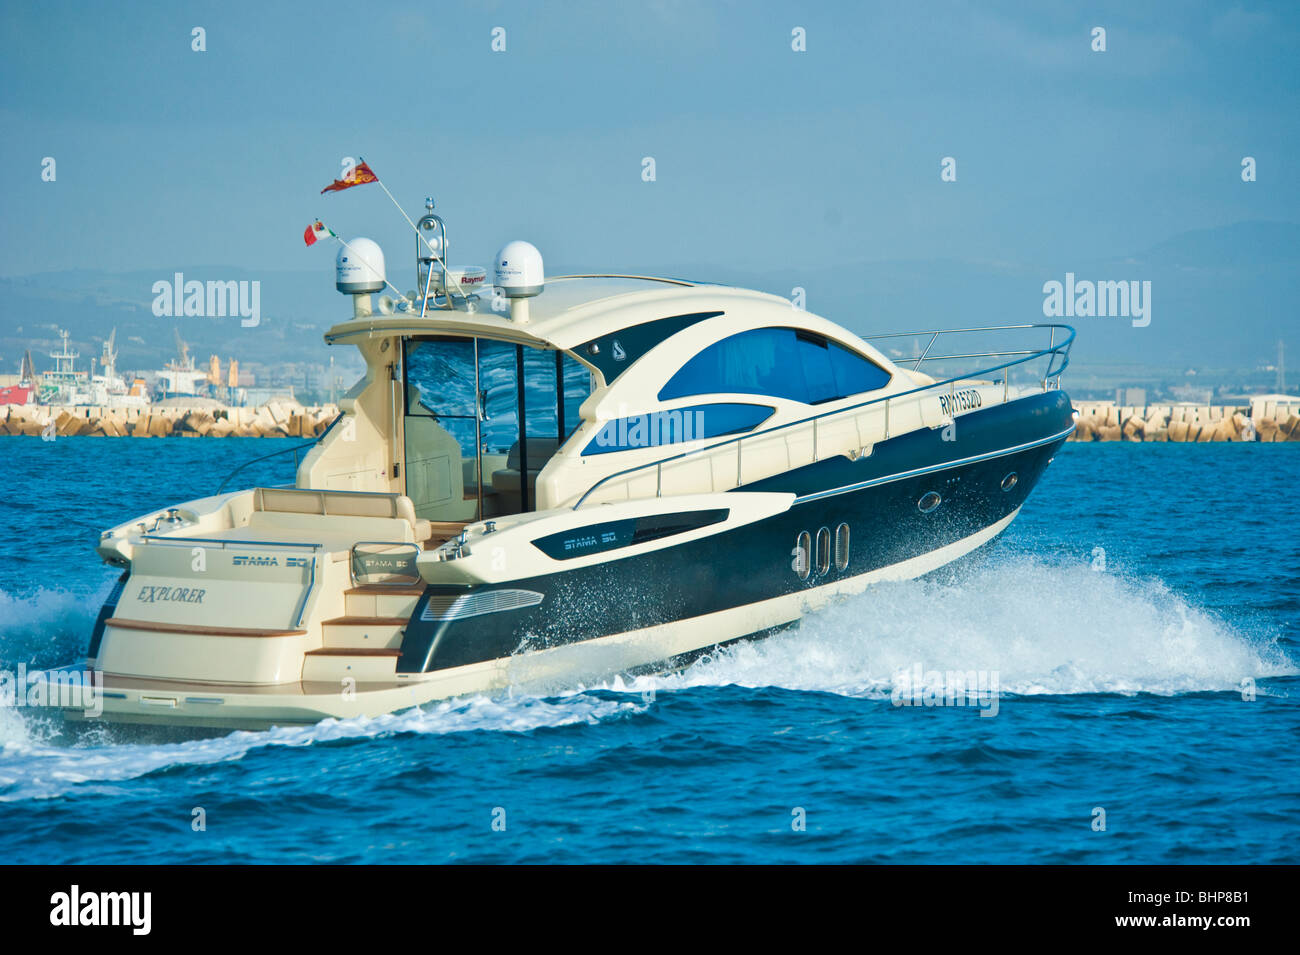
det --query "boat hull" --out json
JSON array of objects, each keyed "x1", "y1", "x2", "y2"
[
  {"x1": 400, "y1": 390, "x2": 1073, "y2": 672},
  {"x1": 49, "y1": 390, "x2": 1074, "y2": 729},
  {"x1": 53, "y1": 504, "x2": 1022, "y2": 729}
]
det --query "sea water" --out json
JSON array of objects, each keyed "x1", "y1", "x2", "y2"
[{"x1": 0, "y1": 438, "x2": 1295, "y2": 863}]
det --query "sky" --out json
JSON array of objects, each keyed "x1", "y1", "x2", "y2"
[{"x1": 1, "y1": 1, "x2": 1297, "y2": 335}]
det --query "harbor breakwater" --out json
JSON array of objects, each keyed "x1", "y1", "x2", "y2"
[
  {"x1": 1069, "y1": 398, "x2": 1300, "y2": 442},
  {"x1": 3, "y1": 398, "x2": 1298, "y2": 442},
  {"x1": 0, "y1": 400, "x2": 338, "y2": 438}
]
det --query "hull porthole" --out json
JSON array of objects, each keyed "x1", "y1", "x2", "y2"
[
  {"x1": 792, "y1": 531, "x2": 811, "y2": 580},
  {"x1": 1001, "y1": 471, "x2": 1018, "y2": 491},
  {"x1": 918, "y1": 491, "x2": 942, "y2": 514},
  {"x1": 815, "y1": 527, "x2": 831, "y2": 576},
  {"x1": 834, "y1": 523, "x2": 850, "y2": 571}
]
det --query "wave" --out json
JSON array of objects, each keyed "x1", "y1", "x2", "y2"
[
  {"x1": 0, "y1": 555, "x2": 1292, "y2": 801},
  {"x1": 0, "y1": 579, "x2": 114, "y2": 670},
  {"x1": 0, "y1": 692, "x2": 643, "y2": 802},
  {"x1": 614, "y1": 555, "x2": 1296, "y2": 699}
]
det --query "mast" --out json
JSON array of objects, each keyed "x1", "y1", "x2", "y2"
[{"x1": 100, "y1": 328, "x2": 118, "y2": 380}]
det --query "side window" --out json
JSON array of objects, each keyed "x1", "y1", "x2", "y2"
[
  {"x1": 826, "y1": 339, "x2": 891, "y2": 398},
  {"x1": 659, "y1": 327, "x2": 889, "y2": 404},
  {"x1": 561, "y1": 353, "x2": 592, "y2": 439},
  {"x1": 658, "y1": 328, "x2": 790, "y2": 402},
  {"x1": 405, "y1": 337, "x2": 476, "y2": 417}
]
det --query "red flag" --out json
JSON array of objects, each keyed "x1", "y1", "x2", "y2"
[
  {"x1": 304, "y1": 220, "x2": 334, "y2": 246},
  {"x1": 321, "y1": 161, "x2": 379, "y2": 194}
]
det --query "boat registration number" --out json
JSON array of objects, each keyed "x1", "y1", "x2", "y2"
[{"x1": 938, "y1": 389, "x2": 983, "y2": 416}]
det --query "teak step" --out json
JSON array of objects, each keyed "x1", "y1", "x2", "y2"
[
  {"x1": 302, "y1": 647, "x2": 400, "y2": 682},
  {"x1": 343, "y1": 585, "x2": 426, "y2": 597},
  {"x1": 305, "y1": 648, "x2": 401, "y2": 657},
  {"x1": 105, "y1": 618, "x2": 307, "y2": 638},
  {"x1": 343, "y1": 588, "x2": 423, "y2": 621},
  {"x1": 321, "y1": 615, "x2": 408, "y2": 651},
  {"x1": 423, "y1": 520, "x2": 469, "y2": 549},
  {"x1": 426, "y1": 521, "x2": 468, "y2": 537},
  {"x1": 321, "y1": 616, "x2": 409, "y2": 626}
]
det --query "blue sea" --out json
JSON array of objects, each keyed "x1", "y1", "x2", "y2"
[{"x1": 0, "y1": 438, "x2": 1295, "y2": 864}]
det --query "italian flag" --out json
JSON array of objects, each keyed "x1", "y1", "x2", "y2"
[{"x1": 304, "y1": 220, "x2": 334, "y2": 246}]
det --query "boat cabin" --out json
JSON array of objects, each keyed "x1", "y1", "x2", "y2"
[{"x1": 300, "y1": 272, "x2": 911, "y2": 537}]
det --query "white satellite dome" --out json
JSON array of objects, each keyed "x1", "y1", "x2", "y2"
[
  {"x1": 493, "y1": 241, "x2": 544, "y2": 298},
  {"x1": 336, "y1": 238, "x2": 386, "y2": 294}
]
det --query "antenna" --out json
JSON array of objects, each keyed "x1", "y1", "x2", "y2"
[
  {"x1": 101, "y1": 328, "x2": 118, "y2": 379},
  {"x1": 416, "y1": 197, "x2": 448, "y2": 316}
]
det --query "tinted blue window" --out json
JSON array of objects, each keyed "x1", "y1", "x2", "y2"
[
  {"x1": 659, "y1": 327, "x2": 889, "y2": 404},
  {"x1": 827, "y1": 339, "x2": 891, "y2": 397},
  {"x1": 583, "y1": 403, "x2": 774, "y2": 455},
  {"x1": 797, "y1": 333, "x2": 839, "y2": 404},
  {"x1": 658, "y1": 328, "x2": 796, "y2": 402}
]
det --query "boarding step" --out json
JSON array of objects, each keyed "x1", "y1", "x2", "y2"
[
  {"x1": 302, "y1": 647, "x2": 400, "y2": 683},
  {"x1": 423, "y1": 522, "x2": 467, "y2": 549},
  {"x1": 343, "y1": 585, "x2": 425, "y2": 619},
  {"x1": 320, "y1": 615, "x2": 408, "y2": 650}
]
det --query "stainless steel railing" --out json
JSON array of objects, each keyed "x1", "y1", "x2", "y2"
[{"x1": 215, "y1": 413, "x2": 344, "y2": 495}]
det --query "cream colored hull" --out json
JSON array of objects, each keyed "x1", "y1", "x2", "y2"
[{"x1": 55, "y1": 508, "x2": 1018, "y2": 730}]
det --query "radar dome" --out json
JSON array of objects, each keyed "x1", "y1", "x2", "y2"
[
  {"x1": 494, "y1": 241, "x2": 544, "y2": 298},
  {"x1": 336, "y1": 238, "x2": 386, "y2": 294}
]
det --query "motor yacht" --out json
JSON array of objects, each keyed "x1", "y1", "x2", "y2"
[{"x1": 45, "y1": 202, "x2": 1075, "y2": 727}]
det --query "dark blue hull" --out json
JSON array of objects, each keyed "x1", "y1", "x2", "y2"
[{"x1": 398, "y1": 391, "x2": 1076, "y2": 673}]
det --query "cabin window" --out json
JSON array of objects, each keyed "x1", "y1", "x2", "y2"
[
  {"x1": 403, "y1": 336, "x2": 482, "y2": 524},
  {"x1": 403, "y1": 337, "x2": 593, "y2": 523},
  {"x1": 582, "y1": 402, "x2": 774, "y2": 455},
  {"x1": 550, "y1": 351, "x2": 594, "y2": 441},
  {"x1": 658, "y1": 327, "x2": 890, "y2": 405}
]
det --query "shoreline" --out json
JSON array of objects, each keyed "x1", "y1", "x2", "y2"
[
  {"x1": 0, "y1": 400, "x2": 337, "y2": 438},
  {"x1": 4, "y1": 398, "x2": 1299, "y2": 442},
  {"x1": 1069, "y1": 398, "x2": 1300, "y2": 442}
]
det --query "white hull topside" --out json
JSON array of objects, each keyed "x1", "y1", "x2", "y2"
[{"x1": 57, "y1": 509, "x2": 1020, "y2": 729}]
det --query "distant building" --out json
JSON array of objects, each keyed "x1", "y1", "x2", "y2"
[
  {"x1": 241, "y1": 385, "x2": 295, "y2": 407},
  {"x1": 1249, "y1": 393, "x2": 1300, "y2": 422},
  {"x1": 1115, "y1": 387, "x2": 1147, "y2": 407},
  {"x1": 1170, "y1": 384, "x2": 1213, "y2": 404}
]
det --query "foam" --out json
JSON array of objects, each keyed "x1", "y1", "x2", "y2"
[
  {"x1": 615, "y1": 556, "x2": 1296, "y2": 699},
  {"x1": 0, "y1": 555, "x2": 1291, "y2": 802}
]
